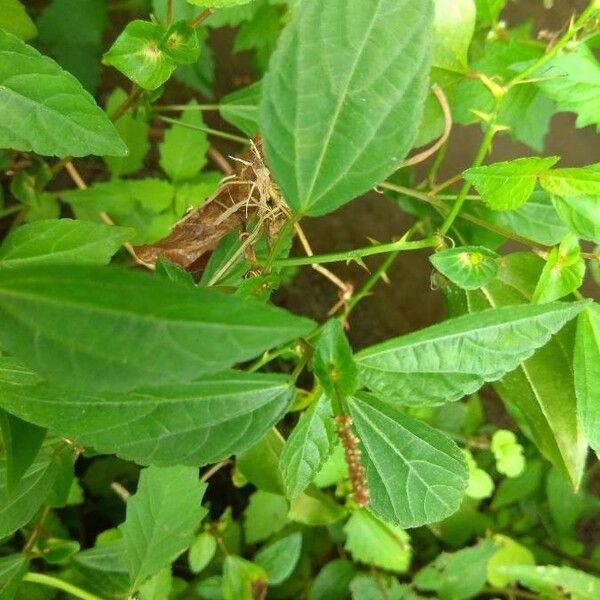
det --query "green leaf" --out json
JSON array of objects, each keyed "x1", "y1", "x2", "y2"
[
  {"x1": 486, "y1": 535, "x2": 535, "y2": 588},
  {"x1": 0, "y1": 359, "x2": 294, "y2": 467},
  {"x1": 448, "y1": 253, "x2": 588, "y2": 488},
  {"x1": 37, "y1": 538, "x2": 81, "y2": 565},
  {"x1": 492, "y1": 459, "x2": 542, "y2": 509},
  {"x1": 188, "y1": 0, "x2": 253, "y2": 6},
  {"x1": 254, "y1": 532, "x2": 302, "y2": 585},
  {"x1": 189, "y1": 533, "x2": 217, "y2": 574},
  {"x1": 476, "y1": 190, "x2": 568, "y2": 246},
  {"x1": 532, "y1": 234, "x2": 585, "y2": 304},
  {"x1": 463, "y1": 157, "x2": 559, "y2": 211},
  {"x1": 120, "y1": 465, "x2": 207, "y2": 589},
  {"x1": 0, "y1": 219, "x2": 131, "y2": 268},
  {"x1": 161, "y1": 20, "x2": 200, "y2": 64},
  {"x1": 498, "y1": 565, "x2": 600, "y2": 600},
  {"x1": 474, "y1": 0, "x2": 505, "y2": 25},
  {"x1": 535, "y1": 44, "x2": 600, "y2": 131},
  {"x1": 243, "y1": 490, "x2": 288, "y2": 544},
  {"x1": 308, "y1": 559, "x2": 356, "y2": 600},
  {"x1": 575, "y1": 304, "x2": 600, "y2": 459},
  {"x1": 313, "y1": 319, "x2": 358, "y2": 402},
  {"x1": 159, "y1": 100, "x2": 209, "y2": 181},
  {"x1": 73, "y1": 541, "x2": 130, "y2": 599},
  {"x1": 432, "y1": 0, "x2": 476, "y2": 73},
  {"x1": 220, "y1": 81, "x2": 261, "y2": 137},
  {"x1": 0, "y1": 439, "x2": 73, "y2": 538},
  {"x1": 222, "y1": 556, "x2": 268, "y2": 600},
  {"x1": 540, "y1": 164, "x2": 600, "y2": 197},
  {"x1": 464, "y1": 450, "x2": 494, "y2": 499},
  {"x1": 37, "y1": 0, "x2": 107, "y2": 93},
  {"x1": 430, "y1": 246, "x2": 499, "y2": 290},
  {"x1": 349, "y1": 393, "x2": 468, "y2": 528},
  {"x1": 260, "y1": 0, "x2": 433, "y2": 216},
  {"x1": 280, "y1": 394, "x2": 336, "y2": 499},
  {"x1": 0, "y1": 30, "x2": 126, "y2": 157},
  {"x1": 138, "y1": 568, "x2": 172, "y2": 600},
  {"x1": 490, "y1": 430, "x2": 525, "y2": 478},
  {"x1": 0, "y1": 0, "x2": 36, "y2": 41},
  {"x1": 62, "y1": 178, "x2": 176, "y2": 245},
  {"x1": 104, "y1": 87, "x2": 150, "y2": 177},
  {"x1": 553, "y1": 194, "x2": 600, "y2": 244},
  {"x1": 343, "y1": 509, "x2": 411, "y2": 573},
  {"x1": 414, "y1": 539, "x2": 497, "y2": 600},
  {"x1": 288, "y1": 485, "x2": 347, "y2": 526},
  {"x1": 350, "y1": 575, "x2": 424, "y2": 600},
  {"x1": 0, "y1": 265, "x2": 313, "y2": 391},
  {"x1": 103, "y1": 20, "x2": 176, "y2": 90},
  {"x1": 355, "y1": 301, "x2": 584, "y2": 406},
  {"x1": 0, "y1": 409, "x2": 45, "y2": 495},
  {"x1": 0, "y1": 554, "x2": 28, "y2": 600}
]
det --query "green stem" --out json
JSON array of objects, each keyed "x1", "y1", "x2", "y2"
[
  {"x1": 439, "y1": 97, "x2": 501, "y2": 235},
  {"x1": 165, "y1": 0, "x2": 173, "y2": 28},
  {"x1": 157, "y1": 116, "x2": 248, "y2": 144},
  {"x1": 153, "y1": 104, "x2": 222, "y2": 112},
  {"x1": 22, "y1": 573, "x2": 103, "y2": 600},
  {"x1": 189, "y1": 8, "x2": 213, "y2": 29},
  {"x1": 509, "y1": 1, "x2": 599, "y2": 87},
  {"x1": 272, "y1": 236, "x2": 437, "y2": 268},
  {"x1": 0, "y1": 204, "x2": 21, "y2": 219},
  {"x1": 22, "y1": 506, "x2": 50, "y2": 555},
  {"x1": 109, "y1": 85, "x2": 142, "y2": 123}
]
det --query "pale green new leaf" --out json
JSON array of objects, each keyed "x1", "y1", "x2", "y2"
[
  {"x1": 574, "y1": 304, "x2": 600, "y2": 458},
  {"x1": 553, "y1": 194, "x2": 600, "y2": 244},
  {"x1": 0, "y1": 0, "x2": 36, "y2": 40},
  {"x1": 103, "y1": 20, "x2": 176, "y2": 90},
  {"x1": 0, "y1": 439, "x2": 73, "y2": 538},
  {"x1": 343, "y1": 509, "x2": 411, "y2": 573},
  {"x1": 254, "y1": 532, "x2": 302, "y2": 585},
  {"x1": 220, "y1": 81, "x2": 261, "y2": 137},
  {"x1": 432, "y1": 0, "x2": 476, "y2": 73},
  {"x1": 463, "y1": 156, "x2": 559, "y2": 210},
  {"x1": 498, "y1": 565, "x2": 600, "y2": 600},
  {"x1": 532, "y1": 234, "x2": 585, "y2": 304},
  {"x1": 430, "y1": 246, "x2": 499, "y2": 290},
  {"x1": 189, "y1": 533, "x2": 217, "y2": 574},
  {"x1": 121, "y1": 465, "x2": 207, "y2": 590},
  {"x1": 349, "y1": 393, "x2": 468, "y2": 528},
  {"x1": 535, "y1": 44, "x2": 600, "y2": 131},
  {"x1": 355, "y1": 301, "x2": 584, "y2": 406},
  {"x1": 487, "y1": 535, "x2": 535, "y2": 588},
  {"x1": 0, "y1": 358, "x2": 294, "y2": 466},
  {"x1": 540, "y1": 164, "x2": 600, "y2": 198},
  {"x1": 0, "y1": 30, "x2": 126, "y2": 157},
  {"x1": 0, "y1": 265, "x2": 314, "y2": 391},
  {"x1": 447, "y1": 253, "x2": 588, "y2": 488},
  {"x1": 414, "y1": 540, "x2": 497, "y2": 600},
  {"x1": 104, "y1": 87, "x2": 150, "y2": 177},
  {"x1": 280, "y1": 394, "x2": 336, "y2": 499},
  {"x1": 0, "y1": 554, "x2": 28, "y2": 600},
  {"x1": 260, "y1": 0, "x2": 433, "y2": 216},
  {"x1": 0, "y1": 220, "x2": 131, "y2": 268},
  {"x1": 159, "y1": 100, "x2": 209, "y2": 181}
]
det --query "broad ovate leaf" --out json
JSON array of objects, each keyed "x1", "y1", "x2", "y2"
[
  {"x1": 0, "y1": 554, "x2": 28, "y2": 600},
  {"x1": 552, "y1": 194, "x2": 600, "y2": 244},
  {"x1": 463, "y1": 156, "x2": 558, "y2": 210},
  {"x1": 254, "y1": 532, "x2": 302, "y2": 586},
  {"x1": 532, "y1": 234, "x2": 585, "y2": 304},
  {"x1": 430, "y1": 246, "x2": 499, "y2": 290},
  {"x1": 0, "y1": 265, "x2": 314, "y2": 392},
  {"x1": 260, "y1": 0, "x2": 433, "y2": 216},
  {"x1": 355, "y1": 301, "x2": 585, "y2": 406},
  {"x1": 0, "y1": 358, "x2": 294, "y2": 467},
  {"x1": 120, "y1": 465, "x2": 207, "y2": 589},
  {"x1": 446, "y1": 252, "x2": 588, "y2": 488},
  {"x1": 540, "y1": 164, "x2": 600, "y2": 198},
  {"x1": 0, "y1": 219, "x2": 131, "y2": 268},
  {"x1": 574, "y1": 304, "x2": 600, "y2": 459},
  {"x1": 280, "y1": 394, "x2": 336, "y2": 499},
  {"x1": 220, "y1": 81, "x2": 261, "y2": 137},
  {"x1": 0, "y1": 30, "x2": 126, "y2": 157},
  {"x1": 349, "y1": 393, "x2": 468, "y2": 528}
]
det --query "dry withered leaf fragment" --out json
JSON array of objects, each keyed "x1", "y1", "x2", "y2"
[{"x1": 135, "y1": 137, "x2": 289, "y2": 279}]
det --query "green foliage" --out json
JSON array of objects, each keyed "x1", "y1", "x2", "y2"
[
  {"x1": 0, "y1": 31, "x2": 126, "y2": 157},
  {"x1": 260, "y1": 0, "x2": 433, "y2": 215},
  {"x1": 0, "y1": 1, "x2": 599, "y2": 599}
]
